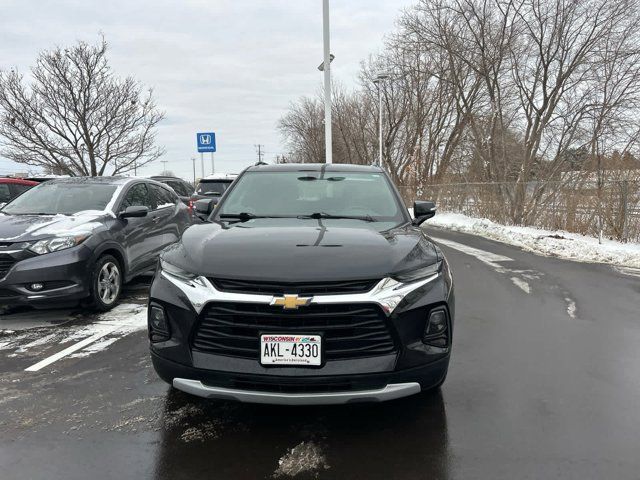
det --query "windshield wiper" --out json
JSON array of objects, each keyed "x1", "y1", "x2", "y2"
[
  {"x1": 9, "y1": 212, "x2": 60, "y2": 216},
  {"x1": 297, "y1": 212, "x2": 376, "y2": 222},
  {"x1": 218, "y1": 212, "x2": 285, "y2": 222}
]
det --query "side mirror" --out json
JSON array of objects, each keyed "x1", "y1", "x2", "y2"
[
  {"x1": 194, "y1": 198, "x2": 218, "y2": 219},
  {"x1": 0, "y1": 202, "x2": 6, "y2": 210},
  {"x1": 412, "y1": 200, "x2": 436, "y2": 226},
  {"x1": 119, "y1": 205, "x2": 149, "y2": 219}
]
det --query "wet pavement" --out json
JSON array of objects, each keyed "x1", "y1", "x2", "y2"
[{"x1": 1, "y1": 228, "x2": 639, "y2": 479}]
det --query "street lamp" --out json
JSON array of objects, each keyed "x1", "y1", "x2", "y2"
[
  {"x1": 373, "y1": 72, "x2": 391, "y2": 167},
  {"x1": 317, "y1": 54, "x2": 335, "y2": 72},
  {"x1": 322, "y1": 0, "x2": 332, "y2": 164}
]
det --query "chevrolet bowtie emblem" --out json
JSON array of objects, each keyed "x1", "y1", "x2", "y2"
[{"x1": 271, "y1": 294, "x2": 312, "y2": 310}]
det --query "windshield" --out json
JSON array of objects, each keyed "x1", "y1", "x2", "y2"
[
  {"x1": 217, "y1": 171, "x2": 407, "y2": 228},
  {"x1": 2, "y1": 182, "x2": 118, "y2": 215},
  {"x1": 196, "y1": 180, "x2": 232, "y2": 196}
]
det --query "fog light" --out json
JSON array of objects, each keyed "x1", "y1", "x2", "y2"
[
  {"x1": 149, "y1": 304, "x2": 170, "y2": 342},
  {"x1": 423, "y1": 308, "x2": 449, "y2": 346},
  {"x1": 29, "y1": 283, "x2": 44, "y2": 291}
]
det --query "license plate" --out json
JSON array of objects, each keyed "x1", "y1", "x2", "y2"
[{"x1": 260, "y1": 334, "x2": 321, "y2": 366}]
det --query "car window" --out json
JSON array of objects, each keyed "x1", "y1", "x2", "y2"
[
  {"x1": 10, "y1": 183, "x2": 34, "y2": 197},
  {"x1": 196, "y1": 180, "x2": 232, "y2": 195},
  {"x1": 151, "y1": 184, "x2": 176, "y2": 209},
  {"x1": 218, "y1": 171, "x2": 406, "y2": 230},
  {"x1": 2, "y1": 182, "x2": 118, "y2": 215},
  {"x1": 0, "y1": 184, "x2": 11, "y2": 203},
  {"x1": 121, "y1": 183, "x2": 154, "y2": 211},
  {"x1": 181, "y1": 181, "x2": 194, "y2": 196},
  {"x1": 167, "y1": 180, "x2": 191, "y2": 197}
]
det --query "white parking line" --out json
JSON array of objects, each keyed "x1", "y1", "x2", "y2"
[
  {"x1": 432, "y1": 236, "x2": 541, "y2": 296},
  {"x1": 25, "y1": 327, "x2": 121, "y2": 372},
  {"x1": 615, "y1": 266, "x2": 640, "y2": 278},
  {"x1": 565, "y1": 297, "x2": 577, "y2": 319},
  {"x1": 23, "y1": 304, "x2": 147, "y2": 372},
  {"x1": 510, "y1": 277, "x2": 531, "y2": 294},
  {"x1": 431, "y1": 237, "x2": 513, "y2": 272}
]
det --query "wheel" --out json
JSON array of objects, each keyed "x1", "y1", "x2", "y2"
[{"x1": 89, "y1": 255, "x2": 122, "y2": 311}]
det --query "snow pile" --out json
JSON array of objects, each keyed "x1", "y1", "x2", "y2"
[
  {"x1": 274, "y1": 441, "x2": 329, "y2": 478},
  {"x1": 428, "y1": 212, "x2": 640, "y2": 268}
]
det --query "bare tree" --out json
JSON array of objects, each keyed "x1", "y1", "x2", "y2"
[
  {"x1": 278, "y1": 0, "x2": 640, "y2": 234},
  {"x1": 0, "y1": 38, "x2": 164, "y2": 176},
  {"x1": 278, "y1": 96, "x2": 326, "y2": 163}
]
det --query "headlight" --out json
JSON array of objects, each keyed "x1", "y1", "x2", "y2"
[
  {"x1": 392, "y1": 261, "x2": 441, "y2": 284},
  {"x1": 28, "y1": 235, "x2": 90, "y2": 255},
  {"x1": 160, "y1": 258, "x2": 206, "y2": 287}
]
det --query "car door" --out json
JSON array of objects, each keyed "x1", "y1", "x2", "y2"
[
  {"x1": 118, "y1": 182, "x2": 157, "y2": 275},
  {"x1": 149, "y1": 183, "x2": 187, "y2": 249}
]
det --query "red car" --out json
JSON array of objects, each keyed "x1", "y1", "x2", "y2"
[{"x1": 0, "y1": 178, "x2": 39, "y2": 205}]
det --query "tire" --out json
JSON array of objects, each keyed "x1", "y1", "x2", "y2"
[{"x1": 89, "y1": 255, "x2": 123, "y2": 312}]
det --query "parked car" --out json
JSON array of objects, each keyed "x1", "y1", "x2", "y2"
[
  {"x1": 0, "y1": 178, "x2": 39, "y2": 206},
  {"x1": 190, "y1": 173, "x2": 237, "y2": 217},
  {"x1": 24, "y1": 175, "x2": 69, "y2": 183},
  {"x1": 149, "y1": 163, "x2": 454, "y2": 405},
  {"x1": 0, "y1": 176, "x2": 190, "y2": 310},
  {"x1": 150, "y1": 176, "x2": 194, "y2": 208}
]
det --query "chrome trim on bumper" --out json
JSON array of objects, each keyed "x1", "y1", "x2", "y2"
[
  {"x1": 161, "y1": 270, "x2": 439, "y2": 315},
  {"x1": 172, "y1": 378, "x2": 421, "y2": 405}
]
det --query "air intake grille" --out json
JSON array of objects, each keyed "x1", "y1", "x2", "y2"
[
  {"x1": 0, "y1": 255, "x2": 17, "y2": 279},
  {"x1": 210, "y1": 278, "x2": 379, "y2": 296},
  {"x1": 193, "y1": 302, "x2": 396, "y2": 361}
]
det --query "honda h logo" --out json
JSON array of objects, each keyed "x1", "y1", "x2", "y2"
[{"x1": 197, "y1": 132, "x2": 216, "y2": 152}]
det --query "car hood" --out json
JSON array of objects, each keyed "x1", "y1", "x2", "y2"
[
  {"x1": 0, "y1": 211, "x2": 108, "y2": 242},
  {"x1": 164, "y1": 218, "x2": 439, "y2": 282}
]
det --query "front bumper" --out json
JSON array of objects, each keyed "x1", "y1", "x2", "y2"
[
  {"x1": 152, "y1": 352, "x2": 449, "y2": 404},
  {"x1": 173, "y1": 378, "x2": 421, "y2": 405},
  {"x1": 0, "y1": 245, "x2": 93, "y2": 306},
  {"x1": 148, "y1": 264, "x2": 454, "y2": 405}
]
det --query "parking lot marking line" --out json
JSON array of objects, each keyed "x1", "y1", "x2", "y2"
[
  {"x1": 431, "y1": 237, "x2": 513, "y2": 269},
  {"x1": 510, "y1": 277, "x2": 531, "y2": 294},
  {"x1": 22, "y1": 304, "x2": 148, "y2": 371},
  {"x1": 615, "y1": 266, "x2": 640, "y2": 278},
  {"x1": 24, "y1": 325, "x2": 122, "y2": 372}
]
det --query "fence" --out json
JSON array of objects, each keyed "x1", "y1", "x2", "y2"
[{"x1": 398, "y1": 179, "x2": 640, "y2": 243}]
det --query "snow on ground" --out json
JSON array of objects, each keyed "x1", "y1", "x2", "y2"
[
  {"x1": 427, "y1": 212, "x2": 640, "y2": 268},
  {"x1": 0, "y1": 304, "x2": 147, "y2": 368}
]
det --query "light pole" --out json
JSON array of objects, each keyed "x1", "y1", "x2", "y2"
[
  {"x1": 373, "y1": 73, "x2": 390, "y2": 167},
  {"x1": 191, "y1": 157, "x2": 196, "y2": 186},
  {"x1": 322, "y1": 0, "x2": 332, "y2": 164}
]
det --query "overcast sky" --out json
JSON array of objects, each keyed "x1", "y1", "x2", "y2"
[{"x1": 0, "y1": 0, "x2": 414, "y2": 179}]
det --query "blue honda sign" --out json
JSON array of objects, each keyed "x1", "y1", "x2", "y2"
[{"x1": 197, "y1": 132, "x2": 216, "y2": 153}]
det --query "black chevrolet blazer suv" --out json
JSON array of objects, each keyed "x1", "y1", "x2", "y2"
[{"x1": 148, "y1": 163, "x2": 454, "y2": 405}]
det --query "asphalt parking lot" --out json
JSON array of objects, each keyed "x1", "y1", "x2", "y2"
[{"x1": 1, "y1": 227, "x2": 639, "y2": 479}]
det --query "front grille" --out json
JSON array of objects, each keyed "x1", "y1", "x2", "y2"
[
  {"x1": 210, "y1": 278, "x2": 379, "y2": 296},
  {"x1": 193, "y1": 302, "x2": 397, "y2": 361},
  {"x1": 0, "y1": 255, "x2": 17, "y2": 279}
]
